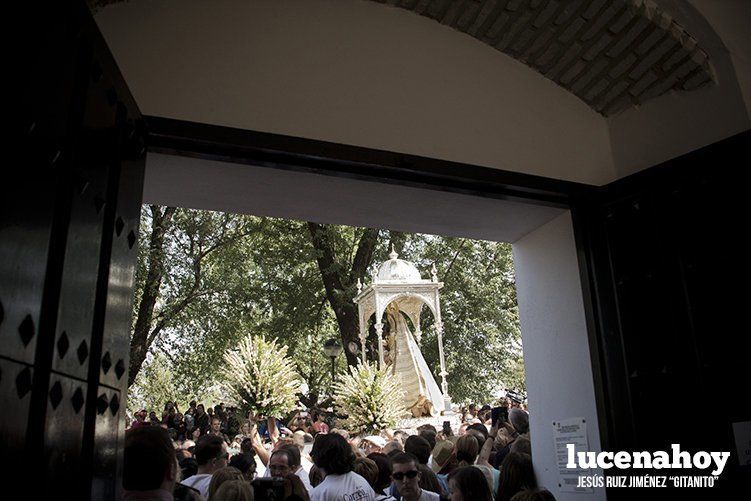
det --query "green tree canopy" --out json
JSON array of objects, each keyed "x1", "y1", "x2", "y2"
[{"x1": 129, "y1": 206, "x2": 525, "y2": 410}]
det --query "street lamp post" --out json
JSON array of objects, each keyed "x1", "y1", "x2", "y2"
[{"x1": 323, "y1": 338, "x2": 343, "y2": 386}]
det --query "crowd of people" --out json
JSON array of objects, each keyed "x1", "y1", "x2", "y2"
[{"x1": 124, "y1": 395, "x2": 555, "y2": 501}]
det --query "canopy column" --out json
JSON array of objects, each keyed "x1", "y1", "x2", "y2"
[
  {"x1": 357, "y1": 303, "x2": 367, "y2": 364},
  {"x1": 373, "y1": 293, "x2": 382, "y2": 367},
  {"x1": 435, "y1": 293, "x2": 451, "y2": 410},
  {"x1": 375, "y1": 322, "x2": 385, "y2": 368}
]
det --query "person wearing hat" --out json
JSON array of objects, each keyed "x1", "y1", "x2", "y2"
[
  {"x1": 430, "y1": 440, "x2": 456, "y2": 495},
  {"x1": 130, "y1": 409, "x2": 149, "y2": 429},
  {"x1": 362, "y1": 435, "x2": 388, "y2": 455}
]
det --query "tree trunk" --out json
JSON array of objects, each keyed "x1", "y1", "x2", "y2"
[
  {"x1": 307, "y1": 223, "x2": 379, "y2": 367},
  {"x1": 128, "y1": 205, "x2": 176, "y2": 387}
]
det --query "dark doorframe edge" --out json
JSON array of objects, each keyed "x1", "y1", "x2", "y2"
[
  {"x1": 571, "y1": 128, "x2": 750, "y2": 455},
  {"x1": 601, "y1": 129, "x2": 750, "y2": 201},
  {"x1": 144, "y1": 115, "x2": 596, "y2": 209}
]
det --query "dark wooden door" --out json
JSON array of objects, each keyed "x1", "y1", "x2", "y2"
[
  {"x1": 573, "y1": 131, "x2": 750, "y2": 495},
  {"x1": 2, "y1": 2, "x2": 145, "y2": 498}
]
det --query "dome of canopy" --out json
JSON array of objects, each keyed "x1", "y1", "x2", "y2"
[{"x1": 376, "y1": 248, "x2": 422, "y2": 282}]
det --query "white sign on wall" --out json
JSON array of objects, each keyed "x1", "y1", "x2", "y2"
[{"x1": 553, "y1": 417, "x2": 592, "y2": 493}]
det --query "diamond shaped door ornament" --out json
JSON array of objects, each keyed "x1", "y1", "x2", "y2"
[
  {"x1": 18, "y1": 315, "x2": 35, "y2": 346},
  {"x1": 114, "y1": 359, "x2": 125, "y2": 380},
  {"x1": 115, "y1": 217, "x2": 125, "y2": 236},
  {"x1": 96, "y1": 393, "x2": 109, "y2": 415},
  {"x1": 49, "y1": 381, "x2": 63, "y2": 409},
  {"x1": 127, "y1": 230, "x2": 137, "y2": 249},
  {"x1": 71, "y1": 387, "x2": 85, "y2": 413},
  {"x1": 101, "y1": 352, "x2": 112, "y2": 374},
  {"x1": 16, "y1": 367, "x2": 32, "y2": 399},
  {"x1": 57, "y1": 331, "x2": 70, "y2": 359},
  {"x1": 77, "y1": 340, "x2": 89, "y2": 365},
  {"x1": 109, "y1": 393, "x2": 120, "y2": 416}
]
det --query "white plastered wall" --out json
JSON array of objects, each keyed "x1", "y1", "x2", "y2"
[
  {"x1": 513, "y1": 212, "x2": 606, "y2": 500},
  {"x1": 96, "y1": 0, "x2": 749, "y2": 187},
  {"x1": 95, "y1": 0, "x2": 615, "y2": 185}
]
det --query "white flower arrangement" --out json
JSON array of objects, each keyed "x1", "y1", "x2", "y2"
[
  {"x1": 223, "y1": 334, "x2": 302, "y2": 417},
  {"x1": 333, "y1": 362, "x2": 406, "y2": 435}
]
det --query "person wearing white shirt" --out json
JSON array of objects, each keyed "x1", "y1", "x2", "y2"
[
  {"x1": 264, "y1": 445, "x2": 314, "y2": 494},
  {"x1": 179, "y1": 435, "x2": 228, "y2": 499},
  {"x1": 310, "y1": 433, "x2": 376, "y2": 501}
]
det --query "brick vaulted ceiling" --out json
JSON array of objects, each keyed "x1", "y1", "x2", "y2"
[
  {"x1": 89, "y1": 0, "x2": 715, "y2": 117},
  {"x1": 369, "y1": 0, "x2": 713, "y2": 116}
]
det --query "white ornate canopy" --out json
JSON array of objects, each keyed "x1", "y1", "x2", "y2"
[{"x1": 353, "y1": 247, "x2": 451, "y2": 409}]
